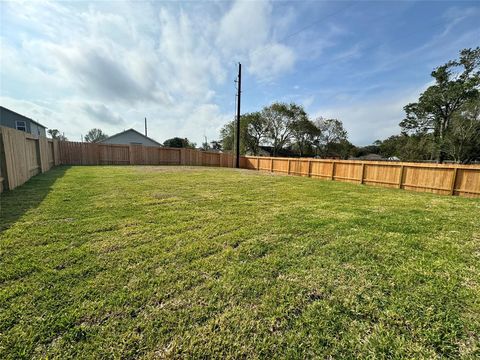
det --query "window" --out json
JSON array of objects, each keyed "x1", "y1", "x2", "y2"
[{"x1": 15, "y1": 121, "x2": 26, "y2": 132}]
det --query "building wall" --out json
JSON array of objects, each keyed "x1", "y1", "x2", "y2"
[
  {"x1": 101, "y1": 130, "x2": 160, "y2": 147},
  {"x1": 30, "y1": 122, "x2": 46, "y2": 137},
  {"x1": 0, "y1": 107, "x2": 46, "y2": 137}
]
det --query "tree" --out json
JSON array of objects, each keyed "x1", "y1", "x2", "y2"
[
  {"x1": 443, "y1": 99, "x2": 480, "y2": 163},
  {"x1": 47, "y1": 129, "x2": 67, "y2": 141},
  {"x1": 84, "y1": 128, "x2": 108, "y2": 143},
  {"x1": 313, "y1": 117, "x2": 348, "y2": 157},
  {"x1": 163, "y1": 137, "x2": 196, "y2": 148},
  {"x1": 400, "y1": 47, "x2": 480, "y2": 162},
  {"x1": 376, "y1": 134, "x2": 435, "y2": 161},
  {"x1": 244, "y1": 112, "x2": 268, "y2": 156},
  {"x1": 290, "y1": 117, "x2": 319, "y2": 156},
  {"x1": 220, "y1": 117, "x2": 249, "y2": 154},
  {"x1": 263, "y1": 102, "x2": 306, "y2": 156},
  {"x1": 220, "y1": 112, "x2": 267, "y2": 155}
]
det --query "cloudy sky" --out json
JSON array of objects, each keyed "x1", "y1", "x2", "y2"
[{"x1": 1, "y1": 0, "x2": 479, "y2": 145}]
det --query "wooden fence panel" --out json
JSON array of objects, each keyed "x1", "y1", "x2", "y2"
[
  {"x1": 98, "y1": 144, "x2": 127, "y2": 164},
  {"x1": 334, "y1": 161, "x2": 362, "y2": 183},
  {"x1": 159, "y1": 148, "x2": 181, "y2": 165},
  {"x1": 310, "y1": 161, "x2": 333, "y2": 178},
  {"x1": 53, "y1": 140, "x2": 60, "y2": 166},
  {"x1": 402, "y1": 166, "x2": 453, "y2": 195},
  {"x1": 26, "y1": 138, "x2": 40, "y2": 178},
  {"x1": 363, "y1": 163, "x2": 401, "y2": 188},
  {"x1": 47, "y1": 140, "x2": 55, "y2": 169},
  {"x1": 243, "y1": 156, "x2": 480, "y2": 198},
  {"x1": 0, "y1": 126, "x2": 59, "y2": 191},
  {"x1": 38, "y1": 137, "x2": 49, "y2": 173},
  {"x1": 455, "y1": 168, "x2": 480, "y2": 197}
]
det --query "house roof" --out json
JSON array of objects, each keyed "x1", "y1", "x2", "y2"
[
  {"x1": 101, "y1": 128, "x2": 162, "y2": 146},
  {"x1": 0, "y1": 106, "x2": 47, "y2": 129},
  {"x1": 349, "y1": 153, "x2": 386, "y2": 161}
]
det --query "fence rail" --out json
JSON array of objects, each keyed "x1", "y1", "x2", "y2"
[
  {"x1": 243, "y1": 156, "x2": 480, "y2": 197},
  {"x1": 1, "y1": 127, "x2": 479, "y2": 198},
  {"x1": 0, "y1": 126, "x2": 60, "y2": 191}
]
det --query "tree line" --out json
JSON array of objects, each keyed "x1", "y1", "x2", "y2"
[{"x1": 220, "y1": 103, "x2": 350, "y2": 158}]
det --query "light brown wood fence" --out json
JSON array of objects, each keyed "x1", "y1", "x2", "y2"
[
  {"x1": 243, "y1": 156, "x2": 480, "y2": 197},
  {"x1": 2, "y1": 129, "x2": 479, "y2": 198},
  {"x1": 0, "y1": 126, "x2": 60, "y2": 192},
  {"x1": 58, "y1": 141, "x2": 235, "y2": 168}
]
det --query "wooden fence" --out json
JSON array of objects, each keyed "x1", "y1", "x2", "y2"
[
  {"x1": 0, "y1": 126, "x2": 60, "y2": 192},
  {"x1": 58, "y1": 141, "x2": 235, "y2": 168},
  {"x1": 243, "y1": 156, "x2": 480, "y2": 198},
  {"x1": 1, "y1": 129, "x2": 479, "y2": 198}
]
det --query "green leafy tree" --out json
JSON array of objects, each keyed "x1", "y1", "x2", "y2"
[
  {"x1": 263, "y1": 102, "x2": 307, "y2": 156},
  {"x1": 400, "y1": 47, "x2": 480, "y2": 162},
  {"x1": 290, "y1": 117, "x2": 319, "y2": 157},
  {"x1": 47, "y1": 129, "x2": 68, "y2": 141},
  {"x1": 313, "y1": 117, "x2": 348, "y2": 157},
  {"x1": 220, "y1": 112, "x2": 267, "y2": 155},
  {"x1": 84, "y1": 128, "x2": 108, "y2": 143},
  {"x1": 244, "y1": 112, "x2": 268, "y2": 155},
  {"x1": 443, "y1": 99, "x2": 480, "y2": 163},
  {"x1": 376, "y1": 134, "x2": 435, "y2": 161},
  {"x1": 220, "y1": 117, "x2": 248, "y2": 154},
  {"x1": 163, "y1": 137, "x2": 196, "y2": 148}
]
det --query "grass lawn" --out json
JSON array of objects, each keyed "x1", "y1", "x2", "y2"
[{"x1": 1, "y1": 166, "x2": 479, "y2": 358}]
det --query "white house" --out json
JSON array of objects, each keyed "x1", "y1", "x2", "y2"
[{"x1": 100, "y1": 128, "x2": 162, "y2": 147}]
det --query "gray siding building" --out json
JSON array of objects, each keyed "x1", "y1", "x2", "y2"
[
  {"x1": 0, "y1": 106, "x2": 47, "y2": 137},
  {"x1": 100, "y1": 128, "x2": 162, "y2": 147}
]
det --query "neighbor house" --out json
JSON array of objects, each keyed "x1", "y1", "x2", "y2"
[
  {"x1": 0, "y1": 106, "x2": 47, "y2": 137},
  {"x1": 100, "y1": 128, "x2": 162, "y2": 147}
]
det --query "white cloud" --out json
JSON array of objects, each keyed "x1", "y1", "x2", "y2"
[
  {"x1": 217, "y1": 1, "x2": 271, "y2": 54},
  {"x1": 1, "y1": 0, "x2": 300, "y2": 144},
  {"x1": 314, "y1": 84, "x2": 430, "y2": 145},
  {"x1": 248, "y1": 43, "x2": 296, "y2": 81}
]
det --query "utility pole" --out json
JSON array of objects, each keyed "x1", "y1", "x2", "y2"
[
  {"x1": 144, "y1": 117, "x2": 148, "y2": 136},
  {"x1": 235, "y1": 63, "x2": 241, "y2": 168}
]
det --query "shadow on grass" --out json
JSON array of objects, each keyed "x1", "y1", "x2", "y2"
[{"x1": 0, "y1": 166, "x2": 70, "y2": 232}]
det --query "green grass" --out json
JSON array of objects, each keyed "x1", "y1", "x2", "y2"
[{"x1": 1, "y1": 166, "x2": 479, "y2": 359}]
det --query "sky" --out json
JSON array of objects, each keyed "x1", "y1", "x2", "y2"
[{"x1": 1, "y1": 1, "x2": 479, "y2": 146}]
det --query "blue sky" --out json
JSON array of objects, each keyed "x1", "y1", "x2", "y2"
[{"x1": 1, "y1": 1, "x2": 479, "y2": 145}]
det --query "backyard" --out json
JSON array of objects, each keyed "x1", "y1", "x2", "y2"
[{"x1": 1, "y1": 166, "x2": 479, "y2": 358}]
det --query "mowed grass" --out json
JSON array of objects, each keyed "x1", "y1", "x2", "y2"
[{"x1": 1, "y1": 166, "x2": 479, "y2": 359}]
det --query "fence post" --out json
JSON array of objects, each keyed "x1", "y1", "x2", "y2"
[
  {"x1": 287, "y1": 159, "x2": 291, "y2": 174},
  {"x1": 398, "y1": 165, "x2": 405, "y2": 189},
  {"x1": 360, "y1": 162, "x2": 365, "y2": 184},
  {"x1": 308, "y1": 160, "x2": 312, "y2": 177},
  {"x1": 450, "y1": 167, "x2": 458, "y2": 196},
  {"x1": 256, "y1": 157, "x2": 260, "y2": 170},
  {"x1": 270, "y1": 158, "x2": 273, "y2": 172},
  {"x1": 331, "y1": 161, "x2": 336, "y2": 180}
]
